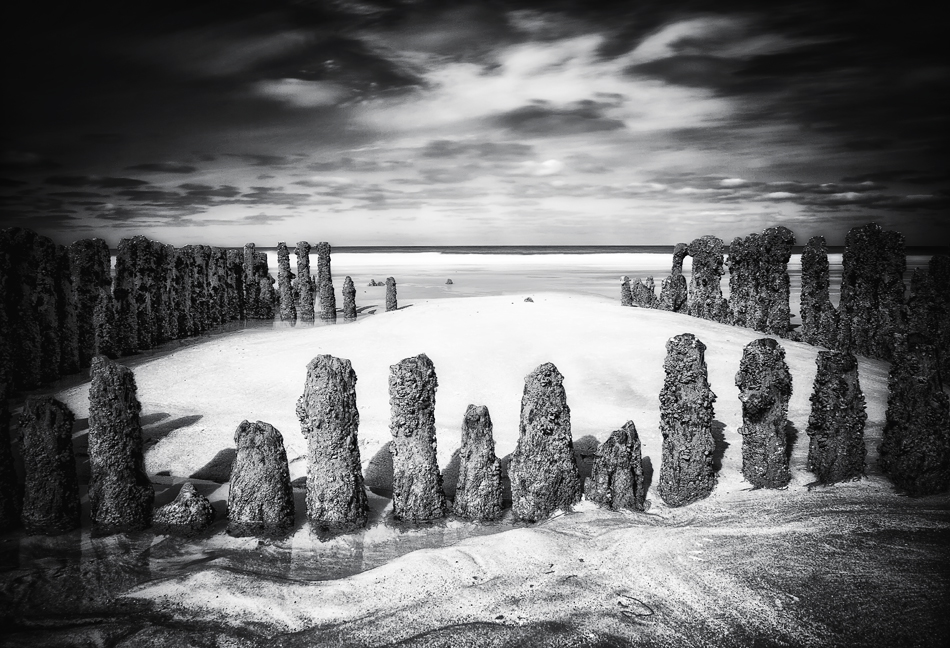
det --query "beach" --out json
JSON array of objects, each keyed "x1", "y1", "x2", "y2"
[{"x1": 2, "y1": 288, "x2": 948, "y2": 647}]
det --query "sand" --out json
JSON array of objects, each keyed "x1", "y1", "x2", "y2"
[{"x1": 5, "y1": 293, "x2": 949, "y2": 647}]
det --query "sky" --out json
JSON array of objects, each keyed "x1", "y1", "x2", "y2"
[{"x1": 1, "y1": 0, "x2": 947, "y2": 247}]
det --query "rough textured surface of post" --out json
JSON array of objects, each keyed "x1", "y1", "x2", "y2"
[
  {"x1": 113, "y1": 237, "x2": 140, "y2": 353},
  {"x1": 227, "y1": 420, "x2": 295, "y2": 538},
  {"x1": 658, "y1": 273, "x2": 688, "y2": 312},
  {"x1": 88, "y1": 356, "x2": 154, "y2": 534},
  {"x1": 296, "y1": 355, "x2": 368, "y2": 532},
  {"x1": 54, "y1": 246, "x2": 80, "y2": 375},
  {"x1": 276, "y1": 242, "x2": 296, "y2": 321},
  {"x1": 389, "y1": 354, "x2": 446, "y2": 522},
  {"x1": 906, "y1": 255, "x2": 950, "y2": 381},
  {"x1": 836, "y1": 223, "x2": 906, "y2": 362},
  {"x1": 728, "y1": 227, "x2": 794, "y2": 336},
  {"x1": 584, "y1": 421, "x2": 646, "y2": 511},
  {"x1": 207, "y1": 247, "x2": 227, "y2": 328},
  {"x1": 242, "y1": 243, "x2": 261, "y2": 319},
  {"x1": 93, "y1": 288, "x2": 118, "y2": 358},
  {"x1": 162, "y1": 244, "x2": 180, "y2": 340},
  {"x1": 148, "y1": 240, "x2": 171, "y2": 343},
  {"x1": 226, "y1": 249, "x2": 245, "y2": 321},
  {"x1": 454, "y1": 404, "x2": 503, "y2": 520},
  {"x1": 342, "y1": 276, "x2": 357, "y2": 320},
  {"x1": 631, "y1": 277, "x2": 658, "y2": 308},
  {"x1": 800, "y1": 236, "x2": 839, "y2": 348},
  {"x1": 69, "y1": 238, "x2": 112, "y2": 368},
  {"x1": 257, "y1": 272, "x2": 276, "y2": 320},
  {"x1": 189, "y1": 245, "x2": 212, "y2": 333},
  {"x1": 385, "y1": 277, "x2": 397, "y2": 312},
  {"x1": 658, "y1": 244, "x2": 689, "y2": 312},
  {"x1": 174, "y1": 246, "x2": 195, "y2": 336},
  {"x1": 295, "y1": 241, "x2": 315, "y2": 321},
  {"x1": 806, "y1": 350, "x2": 867, "y2": 484},
  {"x1": 153, "y1": 483, "x2": 216, "y2": 535},
  {"x1": 0, "y1": 379, "x2": 18, "y2": 531},
  {"x1": 509, "y1": 362, "x2": 582, "y2": 522},
  {"x1": 317, "y1": 242, "x2": 337, "y2": 322},
  {"x1": 34, "y1": 235, "x2": 63, "y2": 383},
  {"x1": 620, "y1": 276, "x2": 633, "y2": 306},
  {"x1": 686, "y1": 236, "x2": 729, "y2": 323},
  {"x1": 1, "y1": 229, "x2": 43, "y2": 389},
  {"x1": 735, "y1": 338, "x2": 793, "y2": 489},
  {"x1": 879, "y1": 339, "x2": 950, "y2": 496},
  {"x1": 20, "y1": 397, "x2": 80, "y2": 534},
  {"x1": 658, "y1": 333, "x2": 717, "y2": 507}
]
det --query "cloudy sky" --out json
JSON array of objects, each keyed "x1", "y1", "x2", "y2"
[{"x1": 1, "y1": 0, "x2": 946, "y2": 246}]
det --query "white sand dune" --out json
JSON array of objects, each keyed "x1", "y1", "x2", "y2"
[{"x1": 46, "y1": 293, "x2": 948, "y2": 646}]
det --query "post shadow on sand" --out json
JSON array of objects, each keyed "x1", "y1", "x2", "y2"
[
  {"x1": 189, "y1": 447, "x2": 237, "y2": 483},
  {"x1": 441, "y1": 449, "x2": 460, "y2": 500},
  {"x1": 72, "y1": 413, "x2": 202, "y2": 484},
  {"x1": 364, "y1": 441, "x2": 394, "y2": 498},
  {"x1": 711, "y1": 420, "x2": 729, "y2": 473},
  {"x1": 785, "y1": 421, "x2": 800, "y2": 462},
  {"x1": 642, "y1": 456, "x2": 654, "y2": 495}
]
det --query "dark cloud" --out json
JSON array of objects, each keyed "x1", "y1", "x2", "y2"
[
  {"x1": 306, "y1": 157, "x2": 405, "y2": 172},
  {"x1": 125, "y1": 162, "x2": 199, "y2": 174},
  {"x1": 48, "y1": 191, "x2": 108, "y2": 198},
  {"x1": 116, "y1": 189, "x2": 185, "y2": 202},
  {"x1": 239, "y1": 186, "x2": 313, "y2": 206},
  {"x1": 421, "y1": 140, "x2": 533, "y2": 159},
  {"x1": 225, "y1": 153, "x2": 305, "y2": 167},
  {"x1": 44, "y1": 175, "x2": 150, "y2": 189},
  {"x1": 626, "y1": 55, "x2": 741, "y2": 88},
  {"x1": 495, "y1": 101, "x2": 625, "y2": 135},
  {"x1": 179, "y1": 183, "x2": 242, "y2": 198},
  {"x1": 0, "y1": 178, "x2": 27, "y2": 187}
]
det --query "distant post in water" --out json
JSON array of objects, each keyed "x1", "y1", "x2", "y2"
[
  {"x1": 658, "y1": 333, "x2": 717, "y2": 506},
  {"x1": 385, "y1": 277, "x2": 397, "y2": 312},
  {"x1": 620, "y1": 276, "x2": 633, "y2": 306},
  {"x1": 685, "y1": 236, "x2": 729, "y2": 323},
  {"x1": 836, "y1": 222, "x2": 906, "y2": 362},
  {"x1": 658, "y1": 242, "x2": 688, "y2": 313},
  {"x1": 727, "y1": 226, "x2": 794, "y2": 337},
  {"x1": 509, "y1": 362, "x2": 582, "y2": 522},
  {"x1": 20, "y1": 397, "x2": 80, "y2": 535},
  {"x1": 735, "y1": 338, "x2": 793, "y2": 489},
  {"x1": 295, "y1": 241, "x2": 315, "y2": 321},
  {"x1": 799, "y1": 236, "x2": 838, "y2": 348},
  {"x1": 276, "y1": 242, "x2": 296, "y2": 322},
  {"x1": 388, "y1": 354, "x2": 447, "y2": 522},
  {"x1": 342, "y1": 276, "x2": 357, "y2": 320},
  {"x1": 585, "y1": 420, "x2": 646, "y2": 511},
  {"x1": 227, "y1": 420, "x2": 295, "y2": 538},
  {"x1": 879, "y1": 338, "x2": 950, "y2": 496},
  {"x1": 88, "y1": 356, "x2": 154, "y2": 534},
  {"x1": 316, "y1": 242, "x2": 336, "y2": 322},
  {"x1": 297, "y1": 355, "x2": 368, "y2": 532},
  {"x1": 68, "y1": 238, "x2": 112, "y2": 368},
  {"x1": 454, "y1": 404, "x2": 503, "y2": 521},
  {"x1": 806, "y1": 350, "x2": 867, "y2": 484}
]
